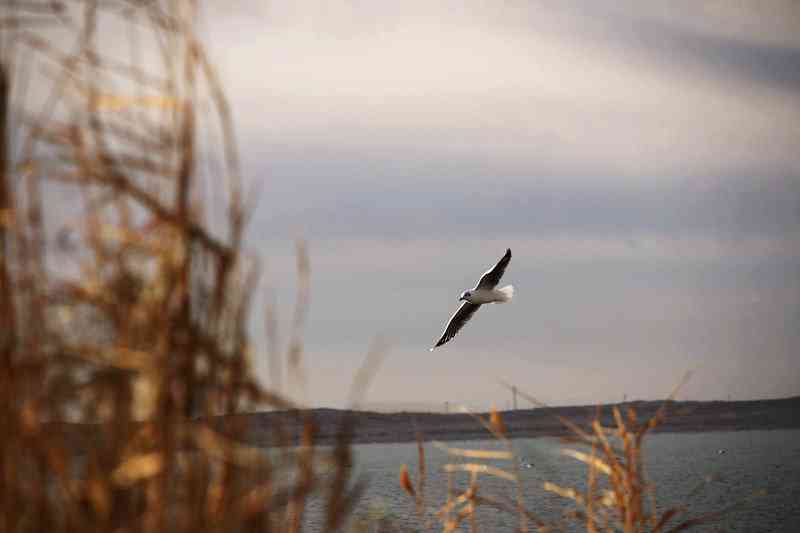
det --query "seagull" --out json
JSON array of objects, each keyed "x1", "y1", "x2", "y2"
[{"x1": 431, "y1": 248, "x2": 514, "y2": 350}]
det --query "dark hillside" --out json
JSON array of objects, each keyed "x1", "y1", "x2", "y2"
[{"x1": 236, "y1": 395, "x2": 800, "y2": 446}]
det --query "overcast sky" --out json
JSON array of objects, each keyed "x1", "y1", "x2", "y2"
[{"x1": 191, "y1": 1, "x2": 800, "y2": 409}]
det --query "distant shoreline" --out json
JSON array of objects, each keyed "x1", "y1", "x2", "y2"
[
  {"x1": 238, "y1": 395, "x2": 800, "y2": 447},
  {"x1": 53, "y1": 396, "x2": 800, "y2": 449}
]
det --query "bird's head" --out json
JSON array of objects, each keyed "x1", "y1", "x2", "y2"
[{"x1": 459, "y1": 291, "x2": 471, "y2": 302}]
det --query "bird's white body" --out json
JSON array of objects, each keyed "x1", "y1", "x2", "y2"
[{"x1": 462, "y1": 285, "x2": 514, "y2": 304}]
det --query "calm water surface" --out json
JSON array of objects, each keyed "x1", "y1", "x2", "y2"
[{"x1": 306, "y1": 429, "x2": 800, "y2": 531}]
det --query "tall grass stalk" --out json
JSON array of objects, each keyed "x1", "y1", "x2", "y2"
[{"x1": 0, "y1": 2, "x2": 362, "y2": 532}]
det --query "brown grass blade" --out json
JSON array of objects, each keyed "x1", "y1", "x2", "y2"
[
  {"x1": 561, "y1": 448, "x2": 612, "y2": 476},
  {"x1": 432, "y1": 441, "x2": 513, "y2": 460},
  {"x1": 443, "y1": 463, "x2": 516, "y2": 482},
  {"x1": 400, "y1": 464, "x2": 415, "y2": 497}
]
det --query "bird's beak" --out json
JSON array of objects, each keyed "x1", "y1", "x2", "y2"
[{"x1": 458, "y1": 296, "x2": 465, "y2": 301}]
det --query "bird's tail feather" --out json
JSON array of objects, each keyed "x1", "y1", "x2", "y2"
[{"x1": 497, "y1": 284, "x2": 514, "y2": 302}]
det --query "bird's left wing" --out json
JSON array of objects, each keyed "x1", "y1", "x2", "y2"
[
  {"x1": 431, "y1": 302, "x2": 481, "y2": 350},
  {"x1": 476, "y1": 248, "x2": 512, "y2": 289}
]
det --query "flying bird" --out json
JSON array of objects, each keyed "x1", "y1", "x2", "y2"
[{"x1": 431, "y1": 248, "x2": 514, "y2": 350}]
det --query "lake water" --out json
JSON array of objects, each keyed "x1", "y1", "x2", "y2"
[{"x1": 306, "y1": 429, "x2": 800, "y2": 532}]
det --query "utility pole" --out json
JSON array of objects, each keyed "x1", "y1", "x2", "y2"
[{"x1": 512, "y1": 385, "x2": 518, "y2": 411}]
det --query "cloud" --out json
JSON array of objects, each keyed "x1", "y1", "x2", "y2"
[
  {"x1": 210, "y1": 0, "x2": 800, "y2": 181},
  {"x1": 200, "y1": 1, "x2": 800, "y2": 407},
  {"x1": 209, "y1": 0, "x2": 800, "y2": 263},
  {"x1": 244, "y1": 160, "x2": 800, "y2": 245}
]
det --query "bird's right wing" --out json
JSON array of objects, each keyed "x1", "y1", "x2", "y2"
[{"x1": 431, "y1": 302, "x2": 481, "y2": 349}]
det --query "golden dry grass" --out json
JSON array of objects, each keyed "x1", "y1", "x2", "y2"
[
  {"x1": 1, "y1": 2, "x2": 364, "y2": 532},
  {"x1": 398, "y1": 378, "x2": 740, "y2": 532}
]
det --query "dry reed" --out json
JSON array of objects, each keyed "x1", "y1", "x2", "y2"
[
  {"x1": 0, "y1": 2, "x2": 363, "y2": 532},
  {"x1": 400, "y1": 378, "x2": 735, "y2": 532}
]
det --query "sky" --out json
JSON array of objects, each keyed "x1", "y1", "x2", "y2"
[
  {"x1": 17, "y1": 1, "x2": 799, "y2": 410},
  {"x1": 191, "y1": 1, "x2": 800, "y2": 410}
]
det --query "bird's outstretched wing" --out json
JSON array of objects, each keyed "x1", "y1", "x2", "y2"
[
  {"x1": 476, "y1": 248, "x2": 512, "y2": 289},
  {"x1": 431, "y1": 302, "x2": 481, "y2": 350}
]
